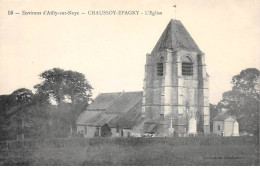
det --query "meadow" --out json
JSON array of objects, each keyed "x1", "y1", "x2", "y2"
[{"x1": 0, "y1": 136, "x2": 259, "y2": 166}]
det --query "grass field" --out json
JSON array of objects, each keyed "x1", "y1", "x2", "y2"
[{"x1": 0, "y1": 136, "x2": 259, "y2": 166}]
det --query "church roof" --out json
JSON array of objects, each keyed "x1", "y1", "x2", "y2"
[
  {"x1": 106, "y1": 92, "x2": 143, "y2": 114},
  {"x1": 87, "y1": 92, "x2": 121, "y2": 110},
  {"x1": 77, "y1": 91, "x2": 144, "y2": 129},
  {"x1": 212, "y1": 113, "x2": 236, "y2": 121},
  {"x1": 108, "y1": 101, "x2": 143, "y2": 128},
  {"x1": 152, "y1": 19, "x2": 200, "y2": 53}
]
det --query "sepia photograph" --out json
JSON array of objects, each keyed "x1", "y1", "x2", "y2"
[{"x1": 0, "y1": 0, "x2": 259, "y2": 166}]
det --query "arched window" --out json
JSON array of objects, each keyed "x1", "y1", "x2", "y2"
[
  {"x1": 182, "y1": 56, "x2": 193, "y2": 76},
  {"x1": 157, "y1": 57, "x2": 164, "y2": 76}
]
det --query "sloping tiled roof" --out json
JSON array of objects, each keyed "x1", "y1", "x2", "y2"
[
  {"x1": 152, "y1": 19, "x2": 200, "y2": 53},
  {"x1": 77, "y1": 110, "x2": 103, "y2": 125},
  {"x1": 108, "y1": 100, "x2": 143, "y2": 128},
  {"x1": 212, "y1": 113, "x2": 236, "y2": 121},
  {"x1": 106, "y1": 92, "x2": 143, "y2": 114},
  {"x1": 87, "y1": 92, "x2": 121, "y2": 110},
  {"x1": 87, "y1": 112, "x2": 121, "y2": 126},
  {"x1": 77, "y1": 91, "x2": 144, "y2": 129}
]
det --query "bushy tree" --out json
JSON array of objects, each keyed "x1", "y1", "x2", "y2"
[
  {"x1": 218, "y1": 68, "x2": 259, "y2": 135},
  {"x1": 0, "y1": 67, "x2": 93, "y2": 140},
  {"x1": 0, "y1": 88, "x2": 45, "y2": 140},
  {"x1": 11, "y1": 88, "x2": 34, "y2": 105},
  {"x1": 34, "y1": 68, "x2": 93, "y2": 136},
  {"x1": 34, "y1": 68, "x2": 93, "y2": 104}
]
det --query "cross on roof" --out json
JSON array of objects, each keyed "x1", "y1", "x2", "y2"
[{"x1": 173, "y1": 4, "x2": 177, "y2": 20}]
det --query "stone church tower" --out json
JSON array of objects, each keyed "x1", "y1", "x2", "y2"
[{"x1": 142, "y1": 19, "x2": 210, "y2": 136}]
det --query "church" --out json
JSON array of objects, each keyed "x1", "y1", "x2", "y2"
[{"x1": 77, "y1": 19, "x2": 210, "y2": 137}]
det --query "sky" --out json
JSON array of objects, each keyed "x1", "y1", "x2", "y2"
[{"x1": 0, "y1": 0, "x2": 259, "y2": 104}]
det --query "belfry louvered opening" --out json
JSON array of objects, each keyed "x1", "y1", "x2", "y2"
[
  {"x1": 157, "y1": 63, "x2": 164, "y2": 76},
  {"x1": 182, "y1": 56, "x2": 193, "y2": 76}
]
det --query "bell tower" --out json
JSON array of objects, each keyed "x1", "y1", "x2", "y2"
[{"x1": 142, "y1": 19, "x2": 210, "y2": 136}]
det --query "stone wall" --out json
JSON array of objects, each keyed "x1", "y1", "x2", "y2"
[
  {"x1": 77, "y1": 125, "x2": 97, "y2": 138},
  {"x1": 224, "y1": 120, "x2": 235, "y2": 137},
  {"x1": 77, "y1": 125, "x2": 133, "y2": 138}
]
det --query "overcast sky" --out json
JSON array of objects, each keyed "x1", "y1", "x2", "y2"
[{"x1": 0, "y1": 0, "x2": 259, "y2": 104}]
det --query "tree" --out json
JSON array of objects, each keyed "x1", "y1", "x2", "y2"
[
  {"x1": 34, "y1": 68, "x2": 93, "y2": 104},
  {"x1": 34, "y1": 68, "x2": 93, "y2": 136},
  {"x1": 0, "y1": 95, "x2": 13, "y2": 114},
  {"x1": 0, "y1": 95, "x2": 12, "y2": 140},
  {"x1": 0, "y1": 88, "x2": 49, "y2": 140},
  {"x1": 11, "y1": 88, "x2": 34, "y2": 105},
  {"x1": 218, "y1": 68, "x2": 259, "y2": 135},
  {"x1": 64, "y1": 70, "x2": 93, "y2": 104},
  {"x1": 232, "y1": 68, "x2": 259, "y2": 99},
  {"x1": 0, "y1": 88, "x2": 34, "y2": 115},
  {"x1": 0, "y1": 78, "x2": 91, "y2": 140}
]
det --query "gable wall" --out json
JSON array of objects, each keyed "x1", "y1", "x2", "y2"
[
  {"x1": 213, "y1": 121, "x2": 224, "y2": 135},
  {"x1": 224, "y1": 121, "x2": 234, "y2": 136}
]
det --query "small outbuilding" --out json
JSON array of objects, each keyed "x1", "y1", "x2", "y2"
[{"x1": 212, "y1": 113, "x2": 239, "y2": 136}]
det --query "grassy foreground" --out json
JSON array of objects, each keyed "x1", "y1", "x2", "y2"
[{"x1": 0, "y1": 136, "x2": 259, "y2": 166}]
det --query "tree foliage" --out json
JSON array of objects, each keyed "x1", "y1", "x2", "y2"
[
  {"x1": 218, "y1": 68, "x2": 259, "y2": 135},
  {"x1": 0, "y1": 88, "x2": 38, "y2": 140},
  {"x1": 34, "y1": 68, "x2": 93, "y2": 104},
  {"x1": 0, "y1": 68, "x2": 93, "y2": 140},
  {"x1": 34, "y1": 68, "x2": 93, "y2": 136},
  {"x1": 11, "y1": 88, "x2": 34, "y2": 105}
]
